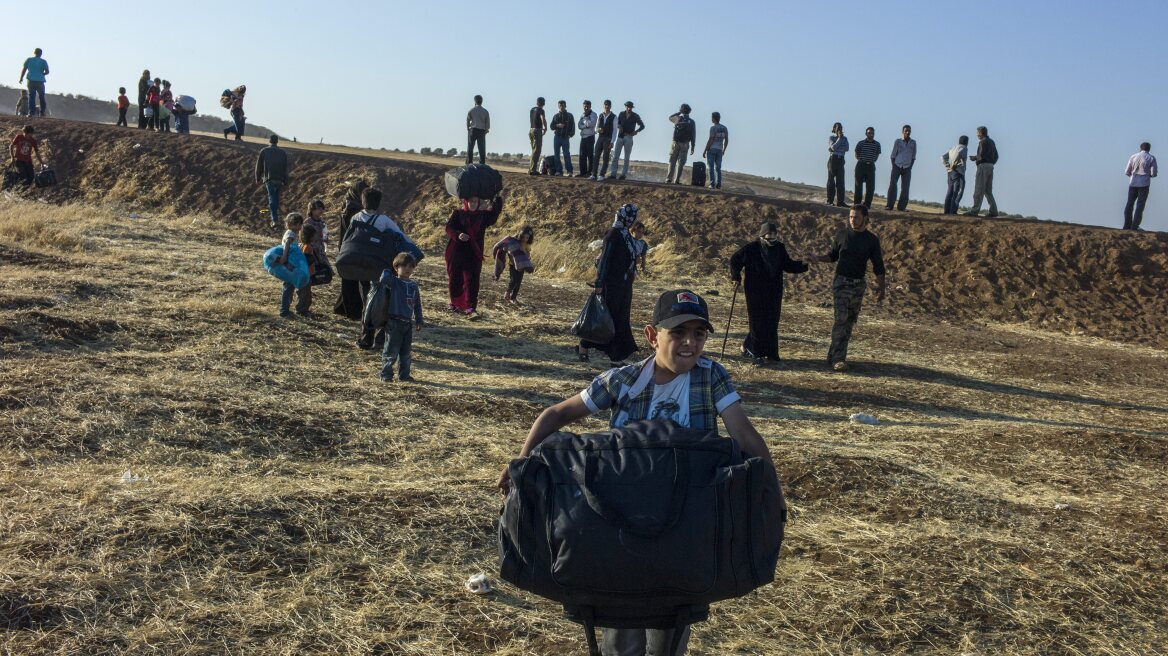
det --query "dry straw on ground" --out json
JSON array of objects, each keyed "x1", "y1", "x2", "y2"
[{"x1": 1, "y1": 199, "x2": 1166, "y2": 655}]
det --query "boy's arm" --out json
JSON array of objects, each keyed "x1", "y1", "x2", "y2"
[
  {"x1": 499, "y1": 396, "x2": 593, "y2": 493},
  {"x1": 413, "y1": 284, "x2": 424, "y2": 326},
  {"x1": 720, "y1": 402, "x2": 773, "y2": 466}
]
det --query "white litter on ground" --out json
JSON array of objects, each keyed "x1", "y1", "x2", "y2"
[
  {"x1": 849, "y1": 413, "x2": 879, "y2": 425},
  {"x1": 120, "y1": 470, "x2": 145, "y2": 484},
  {"x1": 587, "y1": 239, "x2": 604, "y2": 251},
  {"x1": 1054, "y1": 503, "x2": 1072, "y2": 511},
  {"x1": 465, "y1": 573, "x2": 492, "y2": 595}
]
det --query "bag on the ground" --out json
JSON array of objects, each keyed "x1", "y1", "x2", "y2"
[
  {"x1": 334, "y1": 216, "x2": 424, "y2": 282},
  {"x1": 2, "y1": 165, "x2": 20, "y2": 189},
  {"x1": 691, "y1": 161, "x2": 707, "y2": 187},
  {"x1": 174, "y1": 95, "x2": 197, "y2": 113},
  {"x1": 570, "y1": 294, "x2": 615, "y2": 345},
  {"x1": 445, "y1": 163, "x2": 503, "y2": 200},
  {"x1": 34, "y1": 167, "x2": 57, "y2": 188},
  {"x1": 310, "y1": 250, "x2": 334, "y2": 286},
  {"x1": 499, "y1": 420, "x2": 786, "y2": 631},
  {"x1": 262, "y1": 244, "x2": 310, "y2": 288},
  {"x1": 362, "y1": 269, "x2": 394, "y2": 330},
  {"x1": 541, "y1": 155, "x2": 562, "y2": 176},
  {"x1": 219, "y1": 89, "x2": 234, "y2": 109}
]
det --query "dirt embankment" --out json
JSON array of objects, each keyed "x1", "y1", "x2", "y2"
[{"x1": 5, "y1": 116, "x2": 1166, "y2": 346}]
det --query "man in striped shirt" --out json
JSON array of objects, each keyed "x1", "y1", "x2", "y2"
[
  {"x1": 853, "y1": 127, "x2": 881, "y2": 209},
  {"x1": 1123, "y1": 143, "x2": 1158, "y2": 230}
]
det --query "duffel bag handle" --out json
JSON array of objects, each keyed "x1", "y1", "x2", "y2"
[{"x1": 580, "y1": 447, "x2": 689, "y2": 539}]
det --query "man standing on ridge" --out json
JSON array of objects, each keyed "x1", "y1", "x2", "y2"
[
  {"x1": 666, "y1": 103, "x2": 696, "y2": 184},
  {"x1": 256, "y1": 134, "x2": 290, "y2": 230},
  {"x1": 885, "y1": 125, "x2": 916, "y2": 211},
  {"x1": 853, "y1": 127, "x2": 881, "y2": 209},
  {"x1": 577, "y1": 100, "x2": 596, "y2": 178},
  {"x1": 528, "y1": 97, "x2": 547, "y2": 175},
  {"x1": 19, "y1": 48, "x2": 50, "y2": 117},
  {"x1": 466, "y1": 95, "x2": 490, "y2": 165},
  {"x1": 703, "y1": 112, "x2": 729, "y2": 189},
  {"x1": 965, "y1": 126, "x2": 999, "y2": 217},
  {"x1": 826, "y1": 122, "x2": 848, "y2": 206},
  {"x1": 551, "y1": 100, "x2": 575, "y2": 176},
  {"x1": 1123, "y1": 142, "x2": 1158, "y2": 230},
  {"x1": 137, "y1": 70, "x2": 151, "y2": 129},
  {"x1": 593, "y1": 100, "x2": 616, "y2": 181},
  {"x1": 942, "y1": 135, "x2": 968, "y2": 214},
  {"x1": 808, "y1": 205, "x2": 886, "y2": 372},
  {"x1": 610, "y1": 101, "x2": 644, "y2": 180}
]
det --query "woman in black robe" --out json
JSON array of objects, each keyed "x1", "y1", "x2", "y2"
[
  {"x1": 579, "y1": 204, "x2": 641, "y2": 364},
  {"x1": 729, "y1": 221, "x2": 808, "y2": 365},
  {"x1": 333, "y1": 180, "x2": 369, "y2": 319}
]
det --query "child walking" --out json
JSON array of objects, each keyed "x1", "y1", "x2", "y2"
[
  {"x1": 277, "y1": 213, "x2": 307, "y2": 317},
  {"x1": 380, "y1": 252, "x2": 424, "y2": 382},
  {"x1": 116, "y1": 87, "x2": 129, "y2": 126},
  {"x1": 492, "y1": 226, "x2": 535, "y2": 304},
  {"x1": 304, "y1": 199, "x2": 329, "y2": 253}
]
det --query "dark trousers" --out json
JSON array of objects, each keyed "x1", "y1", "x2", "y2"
[
  {"x1": 886, "y1": 165, "x2": 912, "y2": 210},
  {"x1": 380, "y1": 318, "x2": 414, "y2": 380},
  {"x1": 529, "y1": 129, "x2": 544, "y2": 173},
  {"x1": 27, "y1": 81, "x2": 46, "y2": 116},
  {"x1": 826, "y1": 156, "x2": 846, "y2": 204},
  {"x1": 854, "y1": 162, "x2": 876, "y2": 208},
  {"x1": 829, "y1": 275, "x2": 866, "y2": 364},
  {"x1": 595, "y1": 138, "x2": 613, "y2": 178},
  {"x1": 117, "y1": 107, "x2": 128, "y2": 126},
  {"x1": 579, "y1": 135, "x2": 595, "y2": 177},
  {"x1": 447, "y1": 254, "x2": 484, "y2": 312},
  {"x1": 14, "y1": 160, "x2": 34, "y2": 186},
  {"x1": 467, "y1": 128, "x2": 486, "y2": 164},
  {"x1": 581, "y1": 279, "x2": 637, "y2": 362},
  {"x1": 1123, "y1": 186, "x2": 1151, "y2": 230},
  {"x1": 944, "y1": 172, "x2": 966, "y2": 214},
  {"x1": 743, "y1": 288, "x2": 784, "y2": 360},
  {"x1": 147, "y1": 102, "x2": 160, "y2": 130},
  {"x1": 506, "y1": 265, "x2": 525, "y2": 299},
  {"x1": 225, "y1": 109, "x2": 245, "y2": 140}
]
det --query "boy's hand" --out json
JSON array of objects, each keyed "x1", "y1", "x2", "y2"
[
  {"x1": 416, "y1": 322, "x2": 423, "y2": 331},
  {"x1": 458, "y1": 233, "x2": 471, "y2": 242},
  {"x1": 498, "y1": 467, "x2": 512, "y2": 495}
]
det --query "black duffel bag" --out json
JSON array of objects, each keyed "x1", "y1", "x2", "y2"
[
  {"x1": 445, "y1": 163, "x2": 502, "y2": 200},
  {"x1": 569, "y1": 293, "x2": 615, "y2": 345},
  {"x1": 499, "y1": 420, "x2": 786, "y2": 644},
  {"x1": 334, "y1": 214, "x2": 423, "y2": 282}
]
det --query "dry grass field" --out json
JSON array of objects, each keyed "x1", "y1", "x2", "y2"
[{"x1": 1, "y1": 197, "x2": 1166, "y2": 655}]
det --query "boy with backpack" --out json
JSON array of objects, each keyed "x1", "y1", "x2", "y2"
[
  {"x1": 499, "y1": 289, "x2": 775, "y2": 655},
  {"x1": 378, "y1": 252, "x2": 424, "y2": 382}
]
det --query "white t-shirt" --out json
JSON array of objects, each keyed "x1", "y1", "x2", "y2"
[
  {"x1": 352, "y1": 210, "x2": 403, "y2": 235},
  {"x1": 647, "y1": 372, "x2": 691, "y2": 426}
]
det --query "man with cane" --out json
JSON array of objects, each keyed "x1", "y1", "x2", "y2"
[
  {"x1": 808, "y1": 205, "x2": 885, "y2": 372},
  {"x1": 728, "y1": 221, "x2": 808, "y2": 366}
]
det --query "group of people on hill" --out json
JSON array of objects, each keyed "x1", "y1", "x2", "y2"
[
  {"x1": 127, "y1": 69, "x2": 195, "y2": 134},
  {"x1": 464, "y1": 96, "x2": 730, "y2": 188}
]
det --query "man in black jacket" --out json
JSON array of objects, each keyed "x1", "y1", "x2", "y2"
[
  {"x1": 551, "y1": 100, "x2": 575, "y2": 176},
  {"x1": 666, "y1": 103, "x2": 696, "y2": 184},
  {"x1": 593, "y1": 100, "x2": 617, "y2": 181},
  {"x1": 256, "y1": 134, "x2": 290, "y2": 229},
  {"x1": 965, "y1": 126, "x2": 999, "y2": 217},
  {"x1": 610, "y1": 101, "x2": 644, "y2": 180}
]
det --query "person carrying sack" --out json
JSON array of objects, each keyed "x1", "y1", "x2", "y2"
[{"x1": 500, "y1": 289, "x2": 777, "y2": 656}]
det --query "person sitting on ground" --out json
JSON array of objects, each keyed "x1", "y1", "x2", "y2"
[
  {"x1": 499, "y1": 288, "x2": 775, "y2": 656},
  {"x1": 16, "y1": 90, "x2": 29, "y2": 117},
  {"x1": 116, "y1": 87, "x2": 129, "y2": 127},
  {"x1": 8, "y1": 125, "x2": 43, "y2": 187},
  {"x1": 730, "y1": 221, "x2": 809, "y2": 366},
  {"x1": 379, "y1": 252, "x2": 424, "y2": 383},
  {"x1": 445, "y1": 190, "x2": 504, "y2": 317},
  {"x1": 492, "y1": 226, "x2": 535, "y2": 304},
  {"x1": 276, "y1": 212, "x2": 306, "y2": 318}
]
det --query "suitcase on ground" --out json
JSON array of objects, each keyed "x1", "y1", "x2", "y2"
[
  {"x1": 691, "y1": 161, "x2": 706, "y2": 187},
  {"x1": 542, "y1": 155, "x2": 561, "y2": 176},
  {"x1": 34, "y1": 167, "x2": 57, "y2": 188}
]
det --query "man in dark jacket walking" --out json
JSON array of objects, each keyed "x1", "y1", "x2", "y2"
[
  {"x1": 256, "y1": 134, "x2": 290, "y2": 229},
  {"x1": 730, "y1": 222, "x2": 809, "y2": 365},
  {"x1": 666, "y1": 103, "x2": 696, "y2": 184},
  {"x1": 551, "y1": 100, "x2": 575, "y2": 176}
]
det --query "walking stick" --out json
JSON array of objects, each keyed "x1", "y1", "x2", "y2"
[{"x1": 720, "y1": 281, "x2": 740, "y2": 360}]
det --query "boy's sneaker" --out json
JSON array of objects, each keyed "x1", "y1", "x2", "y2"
[
  {"x1": 400, "y1": 375, "x2": 416, "y2": 382},
  {"x1": 357, "y1": 337, "x2": 373, "y2": 350},
  {"x1": 379, "y1": 375, "x2": 394, "y2": 382},
  {"x1": 752, "y1": 357, "x2": 765, "y2": 367},
  {"x1": 576, "y1": 346, "x2": 589, "y2": 362},
  {"x1": 618, "y1": 175, "x2": 626, "y2": 180}
]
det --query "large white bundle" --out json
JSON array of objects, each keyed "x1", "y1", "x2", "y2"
[{"x1": 174, "y1": 95, "x2": 197, "y2": 112}]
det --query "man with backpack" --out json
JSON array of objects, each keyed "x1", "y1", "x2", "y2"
[
  {"x1": 500, "y1": 289, "x2": 775, "y2": 655},
  {"x1": 466, "y1": 95, "x2": 490, "y2": 165},
  {"x1": 256, "y1": 134, "x2": 290, "y2": 230},
  {"x1": 666, "y1": 104, "x2": 696, "y2": 184}
]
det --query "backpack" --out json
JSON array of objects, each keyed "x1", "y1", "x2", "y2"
[
  {"x1": 499, "y1": 420, "x2": 786, "y2": 654},
  {"x1": 219, "y1": 89, "x2": 234, "y2": 109}
]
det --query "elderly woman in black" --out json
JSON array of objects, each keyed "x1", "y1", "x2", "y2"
[
  {"x1": 332, "y1": 180, "x2": 369, "y2": 320},
  {"x1": 729, "y1": 220, "x2": 808, "y2": 365},
  {"x1": 578, "y1": 203, "x2": 641, "y2": 365}
]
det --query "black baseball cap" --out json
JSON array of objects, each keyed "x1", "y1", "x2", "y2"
[{"x1": 653, "y1": 289, "x2": 714, "y2": 331}]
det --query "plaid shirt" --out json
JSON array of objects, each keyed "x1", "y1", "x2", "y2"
[{"x1": 580, "y1": 356, "x2": 741, "y2": 431}]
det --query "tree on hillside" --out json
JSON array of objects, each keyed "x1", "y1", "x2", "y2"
[
  {"x1": 446, "y1": 148, "x2": 458, "y2": 156},
  {"x1": 406, "y1": 148, "x2": 416, "y2": 154},
  {"x1": 420, "y1": 147, "x2": 432, "y2": 155}
]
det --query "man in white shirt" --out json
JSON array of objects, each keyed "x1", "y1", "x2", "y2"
[
  {"x1": 577, "y1": 100, "x2": 597, "y2": 178},
  {"x1": 885, "y1": 124, "x2": 916, "y2": 211},
  {"x1": 1123, "y1": 142, "x2": 1158, "y2": 230},
  {"x1": 466, "y1": 95, "x2": 490, "y2": 165},
  {"x1": 942, "y1": 135, "x2": 968, "y2": 215}
]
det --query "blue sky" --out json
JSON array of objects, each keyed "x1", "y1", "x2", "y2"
[{"x1": 7, "y1": 0, "x2": 1166, "y2": 231}]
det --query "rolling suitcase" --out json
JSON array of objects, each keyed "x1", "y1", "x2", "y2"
[{"x1": 691, "y1": 161, "x2": 706, "y2": 187}]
